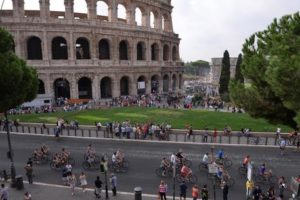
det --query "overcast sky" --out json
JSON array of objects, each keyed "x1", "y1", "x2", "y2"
[{"x1": 1, "y1": 0, "x2": 299, "y2": 62}]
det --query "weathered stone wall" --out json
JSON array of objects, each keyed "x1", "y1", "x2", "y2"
[{"x1": 0, "y1": 0, "x2": 183, "y2": 101}]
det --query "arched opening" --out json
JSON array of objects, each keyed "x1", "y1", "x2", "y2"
[
  {"x1": 172, "y1": 74, "x2": 177, "y2": 91},
  {"x1": 136, "y1": 42, "x2": 145, "y2": 61},
  {"x1": 27, "y1": 36, "x2": 43, "y2": 60},
  {"x1": 172, "y1": 46, "x2": 178, "y2": 61},
  {"x1": 163, "y1": 44, "x2": 170, "y2": 61},
  {"x1": 38, "y1": 79, "x2": 45, "y2": 94},
  {"x1": 137, "y1": 76, "x2": 146, "y2": 95},
  {"x1": 54, "y1": 78, "x2": 70, "y2": 99},
  {"x1": 96, "y1": 1, "x2": 109, "y2": 20},
  {"x1": 179, "y1": 74, "x2": 182, "y2": 89},
  {"x1": 163, "y1": 75, "x2": 169, "y2": 92},
  {"x1": 119, "y1": 40, "x2": 129, "y2": 60},
  {"x1": 117, "y1": 4, "x2": 126, "y2": 22},
  {"x1": 151, "y1": 75, "x2": 159, "y2": 93},
  {"x1": 49, "y1": 0, "x2": 65, "y2": 19},
  {"x1": 76, "y1": 37, "x2": 90, "y2": 59},
  {"x1": 120, "y1": 76, "x2": 130, "y2": 96},
  {"x1": 24, "y1": 0, "x2": 39, "y2": 10},
  {"x1": 151, "y1": 43, "x2": 159, "y2": 61},
  {"x1": 150, "y1": 12, "x2": 155, "y2": 28},
  {"x1": 52, "y1": 37, "x2": 68, "y2": 60},
  {"x1": 100, "y1": 77, "x2": 112, "y2": 98},
  {"x1": 135, "y1": 7, "x2": 142, "y2": 26},
  {"x1": 98, "y1": 39, "x2": 110, "y2": 59},
  {"x1": 74, "y1": 0, "x2": 88, "y2": 19},
  {"x1": 78, "y1": 77, "x2": 92, "y2": 99}
]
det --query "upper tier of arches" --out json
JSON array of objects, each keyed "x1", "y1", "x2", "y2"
[{"x1": 0, "y1": 0, "x2": 174, "y2": 32}]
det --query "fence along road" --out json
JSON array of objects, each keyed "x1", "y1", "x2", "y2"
[{"x1": 0, "y1": 123, "x2": 294, "y2": 147}]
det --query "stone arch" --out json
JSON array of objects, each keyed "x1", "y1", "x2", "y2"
[
  {"x1": 150, "y1": 9, "x2": 159, "y2": 28},
  {"x1": 119, "y1": 40, "x2": 129, "y2": 60},
  {"x1": 172, "y1": 46, "x2": 178, "y2": 61},
  {"x1": 135, "y1": 7, "x2": 143, "y2": 26},
  {"x1": 96, "y1": 0, "x2": 109, "y2": 20},
  {"x1": 151, "y1": 75, "x2": 160, "y2": 93},
  {"x1": 179, "y1": 74, "x2": 183, "y2": 89},
  {"x1": 78, "y1": 77, "x2": 92, "y2": 99},
  {"x1": 117, "y1": 3, "x2": 127, "y2": 22},
  {"x1": 172, "y1": 74, "x2": 177, "y2": 91},
  {"x1": 100, "y1": 76, "x2": 112, "y2": 98},
  {"x1": 49, "y1": 0, "x2": 65, "y2": 12},
  {"x1": 24, "y1": 0, "x2": 39, "y2": 10},
  {"x1": 137, "y1": 75, "x2": 147, "y2": 95},
  {"x1": 1, "y1": 0, "x2": 12, "y2": 10},
  {"x1": 27, "y1": 36, "x2": 43, "y2": 60},
  {"x1": 163, "y1": 44, "x2": 170, "y2": 61},
  {"x1": 76, "y1": 37, "x2": 91, "y2": 59},
  {"x1": 74, "y1": 0, "x2": 88, "y2": 19},
  {"x1": 151, "y1": 42, "x2": 159, "y2": 61},
  {"x1": 98, "y1": 38, "x2": 111, "y2": 60},
  {"x1": 38, "y1": 79, "x2": 45, "y2": 94},
  {"x1": 54, "y1": 78, "x2": 70, "y2": 99},
  {"x1": 120, "y1": 76, "x2": 130, "y2": 96},
  {"x1": 136, "y1": 41, "x2": 146, "y2": 61},
  {"x1": 163, "y1": 74, "x2": 169, "y2": 92},
  {"x1": 52, "y1": 36, "x2": 68, "y2": 60}
]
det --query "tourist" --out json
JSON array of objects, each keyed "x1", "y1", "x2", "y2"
[
  {"x1": 94, "y1": 176, "x2": 103, "y2": 199},
  {"x1": 79, "y1": 172, "x2": 88, "y2": 192},
  {"x1": 0, "y1": 184, "x2": 8, "y2": 200},
  {"x1": 179, "y1": 180, "x2": 187, "y2": 200},
  {"x1": 192, "y1": 185, "x2": 199, "y2": 200},
  {"x1": 24, "y1": 192, "x2": 32, "y2": 200},
  {"x1": 24, "y1": 164, "x2": 33, "y2": 184},
  {"x1": 110, "y1": 173, "x2": 117, "y2": 196},
  {"x1": 201, "y1": 184, "x2": 208, "y2": 200},
  {"x1": 158, "y1": 180, "x2": 167, "y2": 200}
]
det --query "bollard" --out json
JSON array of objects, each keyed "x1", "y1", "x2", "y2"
[{"x1": 134, "y1": 186, "x2": 142, "y2": 200}]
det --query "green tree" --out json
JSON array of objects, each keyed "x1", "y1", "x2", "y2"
[
  {"x1": 0, "y1": 27, "x2": 38, "y2": 184},
  {"x1": 234, "y1": 53, "x2": 244, "y2": 83},
  {"x1": 229, "y1": 12, "x2": 300, "y2": 129},
  {"x1": 219, "y1": 50, "x2": 231, "y2": 101}
]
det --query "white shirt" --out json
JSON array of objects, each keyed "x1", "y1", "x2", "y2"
[
  {"x1": 202, "y1": 154, "x2": 209, "y2": 163},
  {"x1": 112, "y1": 154, "x2": 117, "y2": 163},
  {"x1": 170, "y1": 154, "x2": 176, "y2": 165}
]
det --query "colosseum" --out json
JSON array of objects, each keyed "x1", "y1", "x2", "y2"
[{"x1": 0, "y1": 0, "x2": 183, "y2": 103}]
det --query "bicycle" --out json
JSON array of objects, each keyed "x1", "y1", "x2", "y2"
[
  {"x1": 155, "y1": 166, "x2": 174, "y2": 178},
  {"x1": 215, "y1": 157, "x2": 232, "y2": 169},
  {"x1": 108, "y1": 159, "x2": 129, "y2": 173},
  {"x1": 175, "y1": 173, "x2": 198, "y2": 184},
  {"x1": 82, "y1": 155, "x2": 101, "y2": 170},
  {"x1": 31, "y1": 152, "x2": 52, "y2": 165},
  {"x1": 249, "y1": 136, "x2": 263, "y2": 145},
  {"x1": 50, "y1": 156, "x2": 75, "y2": 170},
  {"x1": 254, "y1": 173, "x2": 278, "y2": 186},
  {"x1": 238, "y1": 164, "x2": 257, "y2": 178},
  {"x1": 212, "y1": 174, "x2": 235, "y2": 187},
  {"x1": 198, "y1": 162, "x2": 209, "y2": 172}
]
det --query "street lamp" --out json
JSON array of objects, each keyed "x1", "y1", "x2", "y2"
[
  {"x1": 4, "y1": 111, "x2": 17, "y2": 187},
  {"x1": 172, "y1": 162, "x2": 176, "y2": 200},
  {"x1": 210, "y1": 145, "x2": 216, "y2": 200},
  {"x1": 100, "y1": 156, "x2": 109, "y2": 199}
]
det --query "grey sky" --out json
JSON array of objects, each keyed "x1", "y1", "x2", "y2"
[{"x1": 1, "y1": 0, "x2": 299, "y2": 62}]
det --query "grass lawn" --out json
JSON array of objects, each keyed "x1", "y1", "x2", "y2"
[{"x1": 5, "y1": 107, "x2": 291, "y2": 132}]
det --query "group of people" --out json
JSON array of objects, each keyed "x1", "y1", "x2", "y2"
[{"x1": 52, "y1": 148, "x2": 71, "y2": 167}]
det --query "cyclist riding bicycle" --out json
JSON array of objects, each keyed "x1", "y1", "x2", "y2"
[
  {"x1": 116, "y1": 149, "x2": 124, "y2": 164},
  {"x1": 176, "y1": 149, "x2": 184, "y2": 164},
  {"x1": 243, "y1": 155, "x2": 250, "y2": 167},
  {"x1": 85, "y1": 144, "x2": 96, "y2": 165},
  {"x1": 41, "y1": 144, "x2": 49, "y2": 156},
  {"x1": 259, "y1": 163, "x2": 272, "y2": 178},
  {"x1": 160, "y1": 157, "x2": 171, "y2": 176},
  {"x1": 217, "y1": 149, "x2": 224, "y2": 160},
  {"x1": 33, "y1": 148, "x2": 43, "y2": 161},
  {"x1": 180, "y1": 163, "x2": 192, "y2": 179},
  {"x1": 170, "y1": 152, "x2": 176, "y2": 166},
  {"x1": 202, "y1": 153, "x2": 209, "y2": 167}
]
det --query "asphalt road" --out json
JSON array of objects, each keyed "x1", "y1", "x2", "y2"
[{"x1": 0, "y1": 133, "x2": 299, "y2": 200}]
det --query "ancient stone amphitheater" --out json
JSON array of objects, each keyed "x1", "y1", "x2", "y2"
[{"x1": 0, "y1": 0, "x2": 183, "y2": 102}]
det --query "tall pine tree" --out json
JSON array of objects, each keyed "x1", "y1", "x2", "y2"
[
  {"x1": 234, "y1": 53, "x2": 244, "y2": 83},
  {"x1": 219, "y1": 50, "x2": 231, "y2": 101}
]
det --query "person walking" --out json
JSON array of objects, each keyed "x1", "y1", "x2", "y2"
[
  {"x1": 110, "y1": 173, "x2": 117, "y2": 196},
  {"x1": 213, "y1": 128, "x2": 218, "y2": 143},
  {"x1": 0, "y1": 184, "x2": 8, "y2": 200},
  {"x1": 279, "y1": 139, "x2": 286, "y2": 156},
  {"x1": 222, "y1": 181, "x2": 229, "y2": 200},
  {"x1": 201, "y1": 184, "x2": 208, "y2": 200},
  {"x1": 158, "y1": 180, "x2": 167, "y2": 200},
  {"x1": 24, "y1": 192, "x2": 32, "y2": 200},
  {"x1": 79, "y1": 172, "x2": 88, "y2": 193},
  {"x1": 24, "y1": 164, "x2": 33, "y2": 184},
  {"x1": 192, "y1": 185, "x2": 199, "y2": 200},
  {"x1": 246, "y1": 179, "x2": 254, "y2": 198},
  {"x1": 179, "y1": 180, "x2": 187, "y2": 200},
  {"x1": 94, "y1": 176, "x2": 103, "y2": 199},
  {"x1": 68, "y1": 173, "x2": 77, "y2": 196}
]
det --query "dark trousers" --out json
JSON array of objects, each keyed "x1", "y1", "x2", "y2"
[
  {"x1": 203, "y1": 136, "x2": 208, "y2": 142},
  {"x1": 223, "y1": 194, "x2": 228, "y2": 200},
  {"x1": 160, "y1": 192, "x2": 167, "y2": 200},
  {"x1": 27, "y1": 174, "x2": 33, "y2": 184},
  {"x1": 112, "y1": 186, "x2": 116, "y2": 196}
]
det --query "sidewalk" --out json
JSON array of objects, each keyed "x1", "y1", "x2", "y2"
[{"x1": 5, "y1": 181, "x2": 199, "y2": 200}]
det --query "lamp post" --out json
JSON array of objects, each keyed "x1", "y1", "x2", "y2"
[
  {"x1": 100, "y1": 156, "x2": 109, "y2": 199},
  {"x1": 172, "y1": 162, "x2": 176, "y2": 200},
  {"x1": 4, "y1": 111, "x2": 17, "y2": 187},
  {"x1": 211, "y1": 145, "x2": 216, "y2": 200}
]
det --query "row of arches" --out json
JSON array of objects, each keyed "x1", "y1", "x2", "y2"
[
  {"x1": 27, "y1": 36, "x2": 179, "y2": 61},
  {"x1": 3, "y1": 0, "x2": 173, "y2": 31},
  {"x1": 38, "y1": 74, "x2": 183, "y2": 99}
]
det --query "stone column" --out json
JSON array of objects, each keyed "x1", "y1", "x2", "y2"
[
  {"x1": 168, "y1": 12, "x2": 174, "y2": 32},
  {"x1": 68, "y1": 32, "x2": 75, "y2": 62},
  {"x1": 108, "y1": 0, "x2": 117, "y2": 22},
  {"x1": 46, "y1": 74, "x2": 51, "y2": 95},
  {"x1": 112, "y1": 79, "x2": 120, "y2": 98},
  {"x1": 126, "y1": 6, "x2": 135, "y2": 25},
  {"x1": 92, "y1": 75, "x2": 100, "y2": 100},
  {"x1": 42, "y1": 31, "x2": 49, "y2": 60},
  {"x1": 131, "y1": 76, "x2": 137, "y2": 95},
  {"x1": 40, "y1": 0, "x2": 50, "y2": 20},
  {"x1": 112, "y1": 36, "x2": 118, "y2": 64},
  {"x1": 64, "y1": 0, "x2": 74, "y2": 20},
  {"x1": 14, "y1": 31, "x2": 21, "y2": 57},
  {"x1": 71, "y1": 75, "x2": 78, "y2": 99},
  {"x1": 169, "y1": 73, "x2": 172, "y2": 92},
  {"x1": 159, "y1": 78, "x2": 163, "y2": 94},
  {"x1": 87, "y1": 0, "x2": 96, "y2": 20},
  {"x1": 144, "y1": 11, "x2": 150, "y2": 28},
  {"x1": 146, "y1": 77, "x2": 151, "y2": 94},
  {"x1": 13, "y1": 0, "x2": 24, "y2": 18},
  {"x1": 155, "y1": 14, "x2": 162, "y2": 30}
]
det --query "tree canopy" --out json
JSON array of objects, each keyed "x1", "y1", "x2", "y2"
[
  {"x1": 229, "y1": 12, "x2": 300, "y2": 129},
  {"x1": 0, "y1": 27, "x2": 38, "y2": 113},
  {"x1": 219, "y1": 50, "x2": 231, "y2": 102},
  {"x1": 234, "y1": 53, "x2": 244, "y2": 83}
]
